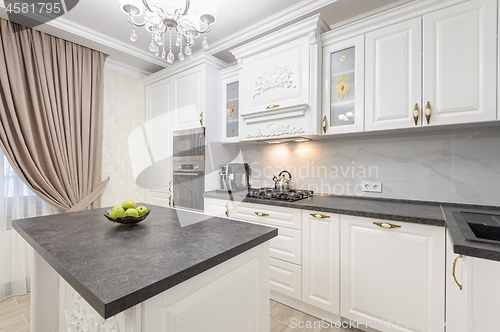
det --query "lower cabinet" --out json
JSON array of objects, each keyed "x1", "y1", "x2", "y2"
[
  {"x1": 204, "y1": 198, "x2": 229, "y2": 218},
  {"x1": 270, "y1": 257, "x2": 302, "y2": 300},
  {"x1": 446, "y1": 230, "x2": 500, "y2": 332},
  {"x1": 340, "y1": 215, "x2": 445, "y2": 332},
  {"x1": 302, "y1": 211, "x2": 340, "y2": 314},
  {"x1": 146, "y1": 190, "x2": 172, "y2": 208}
]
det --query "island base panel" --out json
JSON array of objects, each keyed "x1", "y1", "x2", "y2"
[{"x1": 32, "y1": 242, "x2": 271, "y2": 332}]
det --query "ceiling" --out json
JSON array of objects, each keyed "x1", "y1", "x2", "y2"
[{"x1": 0, "y1": 0, "x2": 411, "y2": 76}]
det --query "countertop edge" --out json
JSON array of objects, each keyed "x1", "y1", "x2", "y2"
[
  {"x1": 443, "y1": 206, "x2": 500, "y2": 263},
  {"x1": 12, "y1": 220, "x2": 107, "y2": 317},
  {"x1": 203, "y1": 192, "x2": 445, "y2": 227},
  {"x1": 104, "y1": 227, "x2": 277, "y2": 318}
]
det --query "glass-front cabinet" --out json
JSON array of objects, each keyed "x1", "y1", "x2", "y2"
[
  {"x1": 220, "y1": 66, "x2": 240, "y2": 143},
  {"x1": 322, "y1": 35, "x2": 365, "y2": 135}
]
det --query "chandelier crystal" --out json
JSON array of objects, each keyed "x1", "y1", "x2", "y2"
[{"x1": 119, "y1": 0, "x2": 217, "y2": 62}]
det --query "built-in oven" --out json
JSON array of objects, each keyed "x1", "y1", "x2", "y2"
[
  {"x1": 172, "y1": 160, "x2": 205, "y2": 212},
  {"x1": 173, "y1": 128, "x2": 205, "y2": 161}
]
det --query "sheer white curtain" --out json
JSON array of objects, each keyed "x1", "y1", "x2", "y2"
[{"x1": 0, "y1": 149, "x2": 58, "y2": 301}]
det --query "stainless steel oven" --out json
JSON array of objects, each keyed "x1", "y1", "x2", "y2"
[
  {"x1": 173, "y1": 128, "x2": 205, "y2": 161},
  {"x1": 172, "y1": 161, "x2": 205, "y2": 212}
]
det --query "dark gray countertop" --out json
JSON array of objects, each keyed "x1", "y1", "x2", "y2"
[
  {"x1": 443, "y1": 205, "x2": 500, "y2": 262},
  {"x1": 12, "y1": 204, "x2": 277, "y2": 319},
  {"x1": 205, "y1": 191, "x2": 500, "y2": 262},
  {"x1": 204, "y1": 191, "x2": 446, "y2": 226}
]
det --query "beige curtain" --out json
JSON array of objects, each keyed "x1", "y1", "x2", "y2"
[{"x1": 0, "y1": 19, "x2": 108, "y2": 212}]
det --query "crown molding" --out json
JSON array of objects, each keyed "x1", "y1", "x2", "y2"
[
  {"x1": 230, "y1": 14, "x2": 330, "y2": 60},
  {"x1": 327, "y1": 0, "x2": 416, "y2": 31},
  {"x1": 193, "y1": 0, "x2": 338, "y2": 59},
  {"x1": 142, "y1": 53, "x2": 229, "y2": 85},
  {"x1": 321, "y1": 0, "x2": 466, "y2": 45},
  {"x1": 219, "y1": 65, "x2": 239, "y2": 79},
  {"x1": 0, "y1": 2, "x2": 169, "y2": 69},
  {"x1": 104, "y1": 59, "x2": 152, "y2": 79}
]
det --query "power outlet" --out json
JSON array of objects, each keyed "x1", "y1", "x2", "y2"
[{"x1": 362, "y1": 182, "x2": 382, "y2": 193}]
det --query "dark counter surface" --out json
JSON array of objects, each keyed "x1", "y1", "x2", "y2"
[
  {"x1": 443, "y1": 205, "x2": 500, "y2": 262},
  {"x1": 12, "y1": 204, "x2": 277, "y2": 319},
  {"x1": 205, "y1": 191, "x2": 500, "y2": 262},
  {"x1": 204, "y1": 191, "x2": 446, "y2": 226}
]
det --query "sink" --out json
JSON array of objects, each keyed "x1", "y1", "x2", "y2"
[{"x1": 453, "y1": 211, "x2": 500, "y2": 244}]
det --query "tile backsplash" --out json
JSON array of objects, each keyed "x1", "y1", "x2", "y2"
[{"x1": 237, "y1": 125, "x2": 500, "y2": 207}]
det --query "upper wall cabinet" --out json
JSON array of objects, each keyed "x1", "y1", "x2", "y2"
[
  {"x1": 143, "y1": 54, "x2": 228, "y2": 133},
  {"x1": 422, "y1": 0, "x2": 497, "y2": 126},
  {"x1": 365, "y1": 18, "x2": 422, "y2": 131},
  {"x1": 231, "y1": 15, "x2": 330, "y2": 141},
  {"x1": 172, "y1": 65, "x2": 205, "y2": 131},
  {"x1": 321, "y1": 35, "x2": 365, "y2": 135},
  {"x1": 220, "y1": 66, "x2": 240, "y2": 143}
]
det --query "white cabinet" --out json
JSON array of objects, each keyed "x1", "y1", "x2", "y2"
[
  {"x1": 220, "y1": 66, "x2": 240, "y2": 143},
  {"x1": 446, "y1": 230, "x2": 500, "y2": 332},
  {"x1": 322, "y1": 35, "x2": 365, "y2": 135},
  {"x1": 172, "y1": 66, "x2": 204, "y2": 131},
  {"x1": 270, "y1": 257, "x2": 302, "y2": 301},
  {"x1": 302, "y1": 211, "x2": 340, "y2": 314},
  {"x1": 422, "y1": 0, "x2": 497, "y2": 126},
  {"x1": 229, "y1": 201, "x2": 302, "y2": 230},
  {"x1": 204, "y1": 198, "x2": 229, "y2": 218},
  {"x1": 365, "y1": 18, "x2": 422, "y2": 131},
  {"x1": 239, "y1": 36, "x2": 310, "y2": 117},
  {"x1": 340, "y1": 215, "x2": 445, "y2": 332},
  {"x1": 145, "y1": 78, "x2": 173, "y2": 206},
  {"x1": 231, "y1": 15, "x2": 330, "y2": 141}
]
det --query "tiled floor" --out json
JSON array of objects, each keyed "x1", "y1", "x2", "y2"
[
  {"x1": 0, "y1": 294, "x2": 361, "y2": 332},
  {"x1": 0, "y1": 293, "x2": 30, "y2": 332}
]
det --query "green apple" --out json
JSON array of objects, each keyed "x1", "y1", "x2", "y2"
[
  {"x1": 137, "y1": 206, "x2": 148, "y2": 216},
  {"x1": 109, "y1": 206, "x2": 125, "y2": 219},
  {"x1": 112, "y1": 205, "x2": 122, "y2": 210},
  {"x1": 122, "y1": 200, "x2": 136, "y2": 210},
  {"x1": 124, "y1": 208, "x2": 139, "y2": 217}
]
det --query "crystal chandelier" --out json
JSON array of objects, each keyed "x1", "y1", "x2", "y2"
[{"x1": 119, "y1": 0, "x2": 217, "y2": 63}]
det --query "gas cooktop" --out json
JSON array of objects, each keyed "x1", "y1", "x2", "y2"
[{"x1": 247, "y1": 188, "x2": 313, "y2": 202}]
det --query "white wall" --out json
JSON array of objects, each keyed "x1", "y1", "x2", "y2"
[
  {"x1": 101, "y1": 68, "x2": 146, "y2": 207},
  {"x1": 238, "y1": 126, "x2": 500, "y2": 207}
]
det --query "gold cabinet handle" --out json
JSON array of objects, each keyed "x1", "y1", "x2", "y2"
[
  {"x1": 413, "y1": 103, "x2": 420, "y2": 126},
  {"x1": 266, "y1": 104, "x2": 280, "y2": 110},
  {"x1": 425, "y1": 101, "x2": 431, "y2": 124},
  {"x1": 453, "y1": 255, "x2": 463, "y2": 291},
  {"x1": 255, "y1": 212, "x2": 269, "y2": 217},
  {"x1": 199, "y1": 112, "x2": 204, "y2": 127},
  {"x1": 373, "y1": 222, "x2": 401, "y2": 229},
  {"x1": 168, "y1": 195, "x2": 172, "y2": 208},
  {"x1": 225, "y1": 202, "x2": 229, "y2": 217},
  {"x1": 310, "y1": 213, "x2": 330, "y2": 219},
  {"x1": 322, "y1": 116, "x2": 327, "y2": 134},
  {"x1": 168, "y1": 180, "x2": 172, "y2": 193}
]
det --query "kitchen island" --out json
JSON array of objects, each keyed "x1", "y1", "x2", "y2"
[{"x1": 13, "y1": 204, "x2": 277, "y2": 332}]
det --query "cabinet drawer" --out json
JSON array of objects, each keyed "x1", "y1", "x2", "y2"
[
  {"x1": 229, "y1": 202, "x2": 301, "y2": 230},
  {"x1": 270, "y1": 258, "x2": 302, "y2": 301},
  {"x1": 270, "y1": 228, "x2": 302, "y2": 265}
]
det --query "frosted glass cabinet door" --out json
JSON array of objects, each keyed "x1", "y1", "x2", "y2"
[
  {"x1": 221, "y1": 69, "x2": 240, "y2": 143},
  {"x1": 322, "y1": 35, "x2": 364, "y2": 135},
  {"x1": 365, "y1": 17, "x2": 422, "y2": 131}
]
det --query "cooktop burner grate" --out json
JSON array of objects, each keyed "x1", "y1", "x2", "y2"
[{"x1": 247, "y1": 188, "x2": 313, "y2": 202}]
